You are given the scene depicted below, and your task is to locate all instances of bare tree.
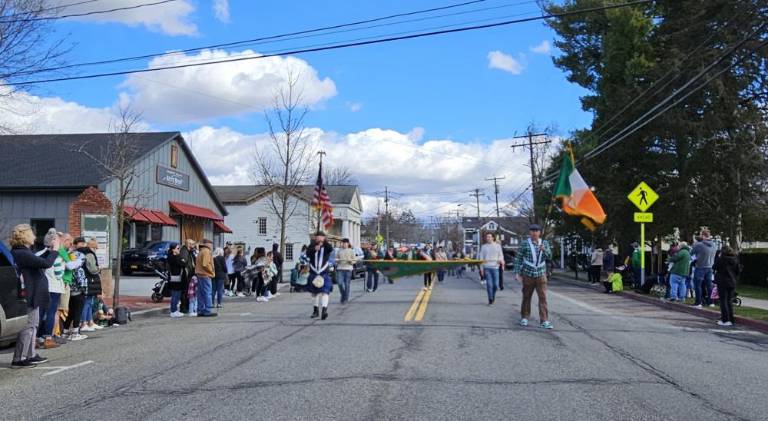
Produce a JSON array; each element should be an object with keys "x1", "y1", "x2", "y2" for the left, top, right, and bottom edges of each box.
[
  {"x1": 76, "y1": 106, "x2": 152, "y2": 308},
  {"x1": 0, "y1": 0, "x2": 68, "y2": 133},
  {"x1": 253, "y1": 71, "x2": 315, "y2": 257},
  {"x1": 324, "y1": 165, "x2": 357, "y2": 185}
]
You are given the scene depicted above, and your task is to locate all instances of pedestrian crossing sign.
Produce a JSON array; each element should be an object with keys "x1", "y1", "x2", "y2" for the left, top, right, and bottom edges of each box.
[{"x1": 628, "y1": 182, "x2": 658, "y2": 212}]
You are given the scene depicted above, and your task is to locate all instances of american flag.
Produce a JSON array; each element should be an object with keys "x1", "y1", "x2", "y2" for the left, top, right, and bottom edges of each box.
[{"x1": 312, "y1": 163, "x2": 334, "y2": 230}]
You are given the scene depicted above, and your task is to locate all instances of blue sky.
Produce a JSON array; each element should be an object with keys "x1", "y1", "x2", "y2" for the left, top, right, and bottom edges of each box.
[{"x1": 9, "y1": 0, "x2": 593, "y2": 217}]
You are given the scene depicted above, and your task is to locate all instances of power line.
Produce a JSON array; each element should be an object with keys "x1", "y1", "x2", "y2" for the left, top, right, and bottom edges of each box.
[
  {"x1": 1, "y1": 0, "x2": 652, "y2": 87},
  {"x1": 485, "y1": 175, "x2": 505, "y2": 218},
  {"x1": 0, "y1": 0, "x2": 102, "y2": 19},
  {"x1": 0, "y1": 0, "x2": 178, "y2": 23},
  {"x1": 18, "y1": 0, "x2": 496, "y2": 75},
  {"x1": 510, "y1": 130, "x2": 549, "y2": 222}
]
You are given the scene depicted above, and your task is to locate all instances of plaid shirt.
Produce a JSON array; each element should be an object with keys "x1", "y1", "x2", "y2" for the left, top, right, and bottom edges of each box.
[{"x1": 513, "y1": 238, "x2": 552, "y2": 278}]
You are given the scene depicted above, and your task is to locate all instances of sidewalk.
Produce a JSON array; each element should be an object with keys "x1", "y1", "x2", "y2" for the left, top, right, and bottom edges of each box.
[{"x1": 740, "y1": 297, "x2": 768, "y2": 311}]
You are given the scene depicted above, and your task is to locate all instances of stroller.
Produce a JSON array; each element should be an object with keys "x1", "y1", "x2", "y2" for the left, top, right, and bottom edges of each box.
[
  {"x1": 290, "y1": 263, "x2": 309, "y2": 292},
  {"x1": 150, "y1": 264, "x2": 172, "y2": 303}
]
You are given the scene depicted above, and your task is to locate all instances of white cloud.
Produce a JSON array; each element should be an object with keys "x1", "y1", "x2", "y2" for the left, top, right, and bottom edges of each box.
[
  {"x1": 55, "y1": 0, "x2": 197, "y2": 36},
  {"x1": 487, "y1": 50, "x2": 525, "y2": 75},
  {"x1": 121, "y1": 49, "x2": 337, "y2": 123},
  {"x1": 185, "y1": 125, "x2": 535, "y2": 217},
  {"x1": 530, "y1": 40, "x2": 552, "y2": 55},
  {"x1": 346, "y1": 101, "x2": 363, "y2": 112},
  {"x1": 0, "y1": 89, "x2": 143, "y2": 134},
  {"x1": 213, "y1": 0, "x2": 230, "y2": 23}
]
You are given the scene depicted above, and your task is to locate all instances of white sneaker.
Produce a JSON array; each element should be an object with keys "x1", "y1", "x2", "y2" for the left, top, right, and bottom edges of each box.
[
  {"x1": 272, "y1": 292, "x2": 281, "y2": 297},
  {"x1": 80, "y1": 326, "x2": 96, "y2": 332},
  {"x1": 170, "y1": 311, "x2": 183, "y2": 318},
  {"x1": 692, "y1": 305, "x2": 703, "y2": 309},
  {"x1": 265, "y1": 291, "x2": 274, "y2": 298},
  {"x1": 92, "y1": 324, "x2": 104, "y2": 330},
  {"x1": 708, "y1": 304, "x2": 716, "y2": 308},
  {"x1": 69, "y1": 333, "x2": 87, "y2": 341},
  {"x1": 717, "y1": 320, "x2": 733, "y2": 326},
  {"x1": 237, "y1": 292, "x2": 245, "y2": 297},
  {"x1": 256, "y1": 296, "x2": 266, "y2": 302},
  {"x1": 189, "y1": 312, "x2": 197, "y2": 317}
]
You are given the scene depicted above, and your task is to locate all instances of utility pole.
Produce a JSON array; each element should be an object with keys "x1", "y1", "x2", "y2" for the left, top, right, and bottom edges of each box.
[
  {"x1": 510, "y1": 130, "x2": 550, "y2": 223},
  {"x1": 469, "y1": 188, "x2": 483, "y2": 218},
  {"x1": 384, "y1": 186, "x2": 390, "y2": 247},
  {"x1": 376, "y1": 200, "x2": 381, "y2": 237},
  {"x1": 485, "y1": 176, "x2": 505, "y2": 218}
]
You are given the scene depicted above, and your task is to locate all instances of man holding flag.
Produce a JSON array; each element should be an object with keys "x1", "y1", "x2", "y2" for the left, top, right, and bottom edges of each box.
[{"x1": 514, "y1": 224, "x2": 553, "y2": 329}]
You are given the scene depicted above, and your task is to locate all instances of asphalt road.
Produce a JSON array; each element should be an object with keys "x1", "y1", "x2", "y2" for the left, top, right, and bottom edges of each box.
[{"x1": 1, "y1": 273, "x2": 767, "y2": 421}]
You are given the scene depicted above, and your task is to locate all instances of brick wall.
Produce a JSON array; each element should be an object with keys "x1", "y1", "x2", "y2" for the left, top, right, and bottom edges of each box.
[
  {"x1": 67, "y1": 186, "x2": 113, "y2": 236},
  {"x1": 68, "y1": 186, "x2": 115, "y2": 298}
]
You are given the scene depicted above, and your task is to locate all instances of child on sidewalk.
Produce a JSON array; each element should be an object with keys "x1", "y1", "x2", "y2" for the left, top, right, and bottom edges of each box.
[
  {"x1": 187, "y1": 275, "x2": 198, "y2": 317},
  {"x1": 603, "y1": 269, "x2": 623, "y2": 293}
]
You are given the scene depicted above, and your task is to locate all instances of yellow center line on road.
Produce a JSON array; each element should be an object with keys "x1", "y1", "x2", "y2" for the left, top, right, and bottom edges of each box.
[
  {"x1": 404, "y1": 289, "x2": 425, "y2": 322},
  {"x1": 414, "y1": 287, "x2": 432, "y2": 322}
]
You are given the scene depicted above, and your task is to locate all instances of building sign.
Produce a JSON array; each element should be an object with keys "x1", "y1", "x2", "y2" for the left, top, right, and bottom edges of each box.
[
  {"x1": 157, "y1": 164, "x2": 189, "y2": 191},
  {"x1": 82, "y1": 214, "x2": 110, "y2": 268}
]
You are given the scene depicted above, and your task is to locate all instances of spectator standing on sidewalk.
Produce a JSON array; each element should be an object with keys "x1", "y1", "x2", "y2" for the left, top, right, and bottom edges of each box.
[
  {"x1": 212, "y1": 247, "x2": 227, "y2": 308},
  {"x1": 179, "y1": 239, "x2": 196, "y2": 313},
  {"x1": 602, "y1": 246, "x2": 615, "y2": 276},
  {"x1": 435, "y1": 246, "x2": 448, "y2": 283},
  {"x1": 691, "y1": 229, "x2": 717, "y2": 309},
  {"x1": 272, "y1": 243, "x2": 284, "y2": 285},
  {"x1": 60, "y1": 234, "x2": 86, "y2": 341},
  {"x1": 589, "y1": 247, "x2": 604, "y2": 284},
  {"x1": 39, "y1": 229, "x2": 65, "y2": 349},
  {"x1": 713, "y1": 246, "x2": 740, "y2": 326},
  {"x1": 667, "y1": 242, "x2": 691, "y2": 302},
  {"x1": 225, "y1": 246, "x2": 235, "y2": 296},
  {"x1": 76, "y1": 237, "x2": 103, "y2": 333},
  {"x1": 9, "y1": 224, "x2": 58, "y2": 368},
  {"x1": 336, "y1": 239, "x2": 356, "y2": 304},
  {"x1": 194, "y1": 239, "x2": 217, "y2": 317},
  {"x1": 478, "y1": 233, "x2": 504, "y2": 305},
  {"x1": 167, "y1": 243, "x2": 185, "y2": 318},
  {"x1": 630, "y1": 242, "x2": 642, "y2": 289},
  {"x1": 513, "y1": 225, "x2": 553, "y2": 329},
  {"x1": 232, "y1": 248, "x2": 248, "y2": 297}
]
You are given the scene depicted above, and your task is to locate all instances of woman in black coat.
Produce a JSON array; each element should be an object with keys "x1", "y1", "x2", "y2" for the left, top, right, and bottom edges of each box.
[
  {"x1": 713, "y1": 246, "x2": 740, "y2": 326},
  {"x1": 167, "y1": 243, "x2": 185, "y2": 318},
  {"x1": 9, "y1": 224, "x2": 58, "y2": 368},
  {"x1": 213, "y1": 248, "x2": 227, "y2": 308}
]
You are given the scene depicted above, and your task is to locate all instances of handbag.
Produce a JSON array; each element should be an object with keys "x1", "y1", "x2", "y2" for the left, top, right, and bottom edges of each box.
[{"x1": 311, "y1": 275, "x2": 325, "y2": 288}]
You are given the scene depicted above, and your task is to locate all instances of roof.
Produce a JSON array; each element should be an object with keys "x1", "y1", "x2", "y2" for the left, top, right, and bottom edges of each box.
[
  {"x1": 0, "y1": 132, "x2": 227, "y2": 215},
  {"x1": 461, "y1": 216, "x2": 530, "y2": 233},
  {"x1": 169, "y1": 201, "x2": 224, "y2": 221},
  {"x1": 215, "y1": 184, "x2": 359, "y2": 206}
]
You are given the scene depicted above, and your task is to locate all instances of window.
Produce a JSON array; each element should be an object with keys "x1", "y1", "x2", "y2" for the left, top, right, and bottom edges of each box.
[
  {"x1": 170, "y1": 144, "x2": 179, "y2": 168},
  {"x1": 285, "y1": 243, "x2": 294, "y2": 261},
  {"x1": 258, "y1": 217, "x2": 267, "y2": 235},
  {"x1": 151, "y1": 224, "x2": 163, "y2": 241}
]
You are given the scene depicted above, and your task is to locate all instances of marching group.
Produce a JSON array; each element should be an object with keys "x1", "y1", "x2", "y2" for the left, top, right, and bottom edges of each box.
[{"x1": 8, "y1": 224, "x2": 114, "y2": 369}]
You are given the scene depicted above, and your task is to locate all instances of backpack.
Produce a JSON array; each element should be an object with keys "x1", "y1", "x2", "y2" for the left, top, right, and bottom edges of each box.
[{"x1": 115, "y1": 306, "x2": 131, "y2": 325}]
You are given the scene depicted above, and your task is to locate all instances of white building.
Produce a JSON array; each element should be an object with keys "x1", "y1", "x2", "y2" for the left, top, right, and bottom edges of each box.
[{"x1": 214, "y1": 185, "x2": 363, "y2": 265}]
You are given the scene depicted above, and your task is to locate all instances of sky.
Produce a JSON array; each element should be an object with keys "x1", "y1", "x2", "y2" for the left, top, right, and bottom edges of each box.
[{"x1": 2, "y1": 0, "x2": 592, "y2": 219}]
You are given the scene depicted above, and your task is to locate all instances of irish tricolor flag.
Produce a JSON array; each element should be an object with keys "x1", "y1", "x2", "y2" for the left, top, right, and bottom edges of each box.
[{"x1": 554, "y1": 146, "x2": 606, "y2": 230}]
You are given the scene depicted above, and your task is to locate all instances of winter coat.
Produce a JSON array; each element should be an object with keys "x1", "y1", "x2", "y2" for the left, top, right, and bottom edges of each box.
[
  {"x1": 12, "y1": 246, "x2": 57, "y2": 309},
  {"x1": 271, "y1": 244, "x2": 284, "y2": 268},
  {"x1": 713, "y1": 254, "x2": 740, "y2": 289},
  {"x1": 213, "y1": 255, "x2": 228, "y2": 281},
  {"x1": 602, "y1": 250, "x2": 615, "y2": 272},
  {"x1": 179, "y1": 246, "x2": 196, "y2": 276},
  {"x1": 691, "y1": 240, "x2": 717, "y2": 269},
  {"x1": 233, "y1": 255, "x2": 248, "y2": 272},
  {"x1": 668, "y1": 246, "x2": 692, "y2": 277},
  {"x1": 77, "y1": 247, "x2": 102, "y2": 296},
  {"x1": 166, "y1": 252, "x2": 185, "y2": 291},
  {"x1": 195, "y1": 245, "x2": 215, "y2": 278}
]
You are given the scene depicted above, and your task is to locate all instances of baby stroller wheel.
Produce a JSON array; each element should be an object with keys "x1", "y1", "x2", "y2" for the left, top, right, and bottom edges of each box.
[
  {"x1": 734, "y1": 297, "x2": 742, "y2": 307},
  {"x1": 151, "y1": 292, "x2": 164, "y2": 303}
]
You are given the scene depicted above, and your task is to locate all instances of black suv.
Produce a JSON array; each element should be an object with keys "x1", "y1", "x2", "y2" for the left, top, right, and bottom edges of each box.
[
  {"x1": 121, "y1": 241, "x2": 173, "y2": 275},
  {"x1": 0, "y1": 242, "x2": 27, "y2": 345}
]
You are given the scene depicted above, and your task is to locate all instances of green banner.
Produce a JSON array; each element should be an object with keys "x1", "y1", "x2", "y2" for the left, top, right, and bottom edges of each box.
[{"x1": 363, "y1": 260, "x2": 483, "y2": 279}]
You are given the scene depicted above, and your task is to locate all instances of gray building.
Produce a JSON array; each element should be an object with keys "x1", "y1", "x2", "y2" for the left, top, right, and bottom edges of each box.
[{"x1": 0, "y1": 132, "x2": 229, "y2": 267}]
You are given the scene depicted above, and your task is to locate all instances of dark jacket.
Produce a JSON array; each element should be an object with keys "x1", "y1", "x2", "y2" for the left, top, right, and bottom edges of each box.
[
  {"x1": 272, "y1": 244, "x2": 284, "y2": 268},
  {"x1": 179, "y1": 246, "x2": 196, "y2": 275},
  {"x1": 11, "y1": 246, "x2": 57, "y2": 309},
  {"x1": 233, "y1": 254, "x2": 248, "y2": 272},
  {"x1": 602, "y1": 250, "x2": 615, "y2": 272},
  {"x1": 713, "y1": 254, "x2": 740, "y2": 289},
  {"x1": 306, "y1": 241, "x2": 334, "y2": 276},
  {"x1": 77, "y1": 246, "x2": 102, "y2": 296},
  {"x1": 167, "y1": 252, "x2": 185, "y2": 291},
  {"x1": 214, "y1": 255, "x2": 228, "y2": 281}
]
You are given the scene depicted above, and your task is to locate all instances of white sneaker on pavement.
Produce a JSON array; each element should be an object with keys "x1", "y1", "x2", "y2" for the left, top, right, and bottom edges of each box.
[
  {"x1": 69, "y1": 333, "x2": 87, "y2": 341},
  {"x1": 237, "y1": 292, "x2": 245, "y2": 297},
  {"x1": 92, "y1": 324, "x2": 104, "y2": 330},
  {"x1": 80, "y1": 326, "x2": 95, "y2": 332},
  {"x1": 189, "y1": 312, "x2": 197, "y2": 317}
]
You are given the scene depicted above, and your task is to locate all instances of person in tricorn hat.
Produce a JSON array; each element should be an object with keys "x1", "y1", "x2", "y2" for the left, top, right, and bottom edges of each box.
[
  {"x1": 305, "y1": 231, "x2": 335, "y2": 320},
  {"x1": 513, "y1": 224, "x2": 553, "y2": 329}
]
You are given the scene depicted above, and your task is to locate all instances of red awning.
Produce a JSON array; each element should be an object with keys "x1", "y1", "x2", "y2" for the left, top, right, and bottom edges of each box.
[
  {"x1": 169, "y1": 201, "x2": 224, "y2": 221},
  {"x1": 124, "y1": 206, "x2": 152, "y2": 223},
  {"x1": 124, "y1": 206, "x2": 177, "y2": 226},
  {"x1": 150, "y1": 210, "x2": 178, "y2": 226},
  {"x1": 213, "y1": 220, "x2": 233, "y2": 233}
]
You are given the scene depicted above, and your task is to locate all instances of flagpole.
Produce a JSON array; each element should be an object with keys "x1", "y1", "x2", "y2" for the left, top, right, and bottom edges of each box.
[{"x1": 316, "y1": 151, "x2": 325, "y2": 232}]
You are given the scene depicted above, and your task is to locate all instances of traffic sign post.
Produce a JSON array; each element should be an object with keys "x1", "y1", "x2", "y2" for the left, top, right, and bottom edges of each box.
[{"x1": 628, "y1": 182, "x2": 659, "y2": 287}]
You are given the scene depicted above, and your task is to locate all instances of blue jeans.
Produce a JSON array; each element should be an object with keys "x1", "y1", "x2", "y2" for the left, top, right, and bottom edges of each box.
[
  {"x1": 437, "y1": 271, "x2": 446, "y2": 282},
  {"x1": 170, "y1": 290, "x2": 181, "y2": 313},
  {"x1": 693, "y1": 268, "x2": 713, "y2": 306},
  {"x1": 43, "y1": 293, "x2": 61, "y2": 337},
  {"x1": 197, "y1": 277, "x2": 213, "y2": 315},
  {"x1": 337, "y1": 270, "x2": 351, "y2": 303},
  {"x1": 669, "y1": 274, "x2": 687, "y2": 301},
  {"x1": 81, "y1": 296, "x2": 94, "y2": 323},
  {"x1": 212, "y1": 278, "x2": 225, "y2": 305},
  {"x1": 366, "y1": 270, "x2": 379, "y2": 291},
  {"x1": 483, "y1": 267, "x2": 500, "y2": 302}
]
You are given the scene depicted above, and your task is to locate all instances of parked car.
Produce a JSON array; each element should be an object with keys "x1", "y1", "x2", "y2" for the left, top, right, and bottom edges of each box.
[
  {"x1": 121, "y1": 241, "x2": 173, "y2": 275},
  {"x1": 0, "y1": 242, "x2": 27, "y2": 346}
]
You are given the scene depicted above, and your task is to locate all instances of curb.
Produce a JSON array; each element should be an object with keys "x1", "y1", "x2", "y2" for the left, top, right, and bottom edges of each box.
[{"x1": 551, "y1": 273, "x2": 768, "y2": 335}]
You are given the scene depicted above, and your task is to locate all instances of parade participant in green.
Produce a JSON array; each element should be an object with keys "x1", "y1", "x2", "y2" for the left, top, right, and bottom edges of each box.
[{"x1": 514, "y1": 224, "x2": 553, "y2": 329}]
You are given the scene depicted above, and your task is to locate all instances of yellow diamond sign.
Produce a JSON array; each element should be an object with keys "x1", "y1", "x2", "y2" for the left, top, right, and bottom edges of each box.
[{"x1": 628, "y1": 182, "x2": 658, "y2": 212}]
